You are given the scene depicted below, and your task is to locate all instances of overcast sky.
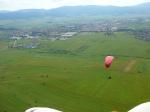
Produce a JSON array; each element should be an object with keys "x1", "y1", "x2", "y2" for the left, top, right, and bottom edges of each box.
[{"x1": 0, "y1": 0, "x2": 150, "y2": 11}]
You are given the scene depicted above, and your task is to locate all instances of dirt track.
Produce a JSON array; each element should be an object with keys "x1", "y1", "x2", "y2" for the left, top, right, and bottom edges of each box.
[{"x1": 124, "y1": 60, "x2": 136, "y2": 72}]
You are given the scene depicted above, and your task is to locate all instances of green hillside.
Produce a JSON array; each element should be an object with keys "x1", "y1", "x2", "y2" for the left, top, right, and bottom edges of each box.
[{"x1": 0, "y1": 32, "x2": 150, "y2": 112}]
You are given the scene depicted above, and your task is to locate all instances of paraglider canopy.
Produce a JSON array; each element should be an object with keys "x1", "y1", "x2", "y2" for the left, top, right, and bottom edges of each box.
[
  {"x1": 25, "y1": 107, "x2": 62, "y2": 112},
  {"x1": 104, "y1": 56, "x2": 114, "y2": 69},
  {"x1": 128, "y1": 102, "x2": 150, "y2": 112}
]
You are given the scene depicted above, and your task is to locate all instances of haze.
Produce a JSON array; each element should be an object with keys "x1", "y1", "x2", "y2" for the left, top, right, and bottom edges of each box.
[{"x1": 0, "y1": 0, "x2": 150, "y2": 11}]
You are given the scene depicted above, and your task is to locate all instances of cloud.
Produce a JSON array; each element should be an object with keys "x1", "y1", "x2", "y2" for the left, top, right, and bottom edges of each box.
[{"x1": 0, "y1": 0, "x2": 149, "y2": 10}]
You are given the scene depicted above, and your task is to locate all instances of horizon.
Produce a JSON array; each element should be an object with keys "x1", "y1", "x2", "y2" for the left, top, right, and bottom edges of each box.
[{"x1": 0, "y1": 0, "x2": 150, "y2": 11}]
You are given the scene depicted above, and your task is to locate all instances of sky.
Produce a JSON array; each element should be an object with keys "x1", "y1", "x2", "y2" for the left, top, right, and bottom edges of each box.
[{"x1": 0, "y1": 0, "x2": 150, "y2": 11}]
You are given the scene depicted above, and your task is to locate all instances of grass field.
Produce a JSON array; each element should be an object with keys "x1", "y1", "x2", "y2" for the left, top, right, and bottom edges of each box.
[{"x1": 0, "y1": 32, "x2": 150, "y2": 112}]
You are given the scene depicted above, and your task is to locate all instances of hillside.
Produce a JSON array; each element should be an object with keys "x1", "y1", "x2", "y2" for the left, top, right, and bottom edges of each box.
[{"x1": 0, "y1": 32, "x2": 150, "y2": 112}]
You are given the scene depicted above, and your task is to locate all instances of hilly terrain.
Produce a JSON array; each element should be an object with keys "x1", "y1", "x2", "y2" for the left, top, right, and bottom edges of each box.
[
  {"x1": 0, "y1": 2, "x2": 150, "y2": 112},
  {"x1": 0, "y1": 2, "x2": 150, "y2": 19},
  {"x1": 0, "y1": 32, "x2": 150, "y2": 112}
]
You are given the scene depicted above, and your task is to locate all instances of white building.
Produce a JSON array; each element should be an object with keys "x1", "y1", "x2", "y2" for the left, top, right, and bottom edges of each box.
[{"x1": 61, "y1": 32, "x2": 77, "y2": 37}]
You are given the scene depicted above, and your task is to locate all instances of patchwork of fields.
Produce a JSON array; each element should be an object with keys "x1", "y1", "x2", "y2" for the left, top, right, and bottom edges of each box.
[{"x1": 0, "y1": 32, "x2": 150, "y2": 112}]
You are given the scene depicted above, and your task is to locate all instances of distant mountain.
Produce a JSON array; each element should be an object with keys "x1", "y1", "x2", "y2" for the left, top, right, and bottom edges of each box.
[
  {"x1": 0, "y1": 9, "x2": 46, "y2": 19},
  {"x1": 0, "y1": 10, "x2": 9, "y2": 13},
  {"x1": 0, "y1": 2, "x2": 150, "y2": 19},
  {"x1": 136, "y1": 2, "x2": 150, "y2": 7}
]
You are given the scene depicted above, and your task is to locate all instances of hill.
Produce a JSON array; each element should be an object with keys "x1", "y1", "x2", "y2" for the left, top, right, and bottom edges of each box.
[
  {"x1": 0, "y1": 32, "x2": 150, "y2": 112},
  {"x1": 0, "y1": 2, "x2": 150, "y2": 19}
]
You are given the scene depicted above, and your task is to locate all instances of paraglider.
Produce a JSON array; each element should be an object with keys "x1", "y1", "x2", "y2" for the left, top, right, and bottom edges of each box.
[
  {"x1": 104, "y1": 56, "x2": 114, "y2": 69},
  {"x1": 104, "y1": 56, "x2": 114, "y2": 79}
]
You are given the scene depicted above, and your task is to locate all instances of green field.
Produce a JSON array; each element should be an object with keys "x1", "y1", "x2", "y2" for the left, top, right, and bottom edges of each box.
[{"x1": 0, "y1": 32, "x2": 150, "y2": 112}]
